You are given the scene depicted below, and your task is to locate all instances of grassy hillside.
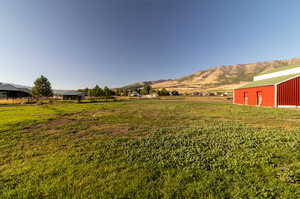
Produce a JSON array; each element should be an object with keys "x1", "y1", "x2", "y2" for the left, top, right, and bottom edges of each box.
[
  {"x1": 2, "y1": 99, "x2": 300, "y2": 198},
  {"x1": 121, "y1": 79, "x2": 170, "y2": 90},
  {"x1": 149, "y1": 57, "x2": 300, "y2": 93}
]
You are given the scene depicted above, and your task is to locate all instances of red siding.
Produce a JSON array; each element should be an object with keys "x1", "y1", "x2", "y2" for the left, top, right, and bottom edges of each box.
[
  {"x1": 234, "y1": 85, "x2": 275, "y2": 107},
  {"x1": 277, "y1": 76, "x2": 300, "y2": 106}
]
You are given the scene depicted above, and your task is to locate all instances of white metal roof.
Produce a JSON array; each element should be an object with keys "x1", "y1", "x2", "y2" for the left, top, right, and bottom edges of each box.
[
  {"x1": 0, "y1": 84, "x2": 20, "y2": 91},
  {"x1": 253, "y1": 66, "x2": 300, "y2": 81},
  {"x1": 0, "y1": 84, "x2": 31, "y2": 94}
]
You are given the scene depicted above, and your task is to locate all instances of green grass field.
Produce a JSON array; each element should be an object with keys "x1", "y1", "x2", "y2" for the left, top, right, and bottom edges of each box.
[{"x1": 2, "y1": 98, "x2": 300, "y2": 198}]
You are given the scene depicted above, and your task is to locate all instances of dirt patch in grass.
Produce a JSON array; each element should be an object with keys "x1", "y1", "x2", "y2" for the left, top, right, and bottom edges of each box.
[
  {"x1": 28, "y1": 116, "x2": 77, "y2": 132},
  {"x1": 42, "y1": 129, "x2": 61, "y2": 135},
  {"x1": 77, "y1": 124, "x2": 132, "y2": 140},
  {"x1": 183, "y1": 96, "x2": 231, "y2": 102},
  {"x1": 285, "y1": 118, "x2": 300, "y2": 122},
  {"x1": 89, "y1": 124, "x2": 130, "y2": 136},
  {"x1": 47, "y1": 118, "x2": 76, "y2": 126}
]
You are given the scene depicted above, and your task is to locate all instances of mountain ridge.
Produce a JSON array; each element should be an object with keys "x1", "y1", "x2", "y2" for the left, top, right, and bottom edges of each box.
[{"x1": 122, "y1": 57, "x2": 300, "y2": 93}]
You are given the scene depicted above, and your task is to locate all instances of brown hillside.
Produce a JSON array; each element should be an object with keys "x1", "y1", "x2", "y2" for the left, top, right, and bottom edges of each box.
[{"x1": 151, "y1": 58, "x2": 300, "y2": 93}]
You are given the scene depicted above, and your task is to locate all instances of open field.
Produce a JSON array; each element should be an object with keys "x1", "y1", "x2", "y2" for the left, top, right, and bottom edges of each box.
[
  {"x1": 0, "y1": 97, "x2": 117, "y2": 105},
  {"x1": 2, "y1": 98, "x2": 300, "y2": 198}
]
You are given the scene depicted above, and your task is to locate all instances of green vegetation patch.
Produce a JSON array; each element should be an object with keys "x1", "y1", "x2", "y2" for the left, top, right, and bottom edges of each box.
[
  {"x1": 0, "y1": 103, "x2": 120, "y2": 132},
  {"x1": 1, "y1": 100, "x2": 300, "y2": 198}
]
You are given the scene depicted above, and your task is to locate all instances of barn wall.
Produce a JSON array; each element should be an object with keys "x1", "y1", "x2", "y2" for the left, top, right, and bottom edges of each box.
[
  {"x1": 277, "y1": 76, "x2": 300, "y2": 106},
  {"x1": 234, "y1": 85, "x2": 275, "y2": 107},
  {"x1": 0, "y1": 90, "x2": 30, "y2": 99},
  {"x1": 63, "y1": 95, "x2": 80, "y2": 100}
]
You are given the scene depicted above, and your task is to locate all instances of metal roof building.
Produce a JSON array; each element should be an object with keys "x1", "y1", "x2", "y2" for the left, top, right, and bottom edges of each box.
[
  {"x1": 234, "y1": 64, "x2": 300, "y2": 108},
  {"x1": 0, "y1": 83, "x2": 31, "y2": 98},
  {"x1": 60, "y1": 91, "x2": 84, "y2": 101}
]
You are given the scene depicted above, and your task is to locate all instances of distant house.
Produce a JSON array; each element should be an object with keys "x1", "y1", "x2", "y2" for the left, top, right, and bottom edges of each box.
[
  {"x1": 142, "y1": 93, "x2": 159, "y2": 98},
  {"x1": 0, "y1": 84, "x2": 31, "y2": 98},
  {"x1": 130, "y1": 91, "x2": 141, "y2": 97},
  {"x1": 61, "y1": 91, "x2": 84, "y2": 101}
]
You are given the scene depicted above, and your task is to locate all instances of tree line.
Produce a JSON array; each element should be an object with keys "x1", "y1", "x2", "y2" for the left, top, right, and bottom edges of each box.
[
  {"x1": 30, "y1": 75, "x2": 115, "y2": 98},
  {"x1": 78, "y1": 86, "x2": 114, "y2": 97},
  {"x1": 114, "y1": 85, "x2": 179, "y2": 96},
  {"x1": 30, "y1": 75, "x2": 179, "y2": 98}
]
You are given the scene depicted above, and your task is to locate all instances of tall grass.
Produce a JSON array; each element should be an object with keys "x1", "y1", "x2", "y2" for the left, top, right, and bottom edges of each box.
[{"x1": 0, "y1": 98, "x2": 34, "y2": 105}]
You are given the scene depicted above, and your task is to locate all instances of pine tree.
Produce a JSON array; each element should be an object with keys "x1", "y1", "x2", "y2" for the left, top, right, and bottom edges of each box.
[
  {"x1": 32, "y1": 75, "x2": 53, "y2": 98},
  {"x1": 88, "y1": 89, "x2": 94, "y2": 97},
  {"x1": 104, "y1": 86, "x2": 111, "y2": 97},
  {"x1": 94, "y1": 85, "x2": 101, "y2": 97},
  {"x1": 83, "y1": 88, "x2": 89, "y2": 96}
]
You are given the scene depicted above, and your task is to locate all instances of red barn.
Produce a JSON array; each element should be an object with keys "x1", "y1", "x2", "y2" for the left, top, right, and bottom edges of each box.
[{"x1": 234, "y1": 65, "x2": 300, "y2": 108}]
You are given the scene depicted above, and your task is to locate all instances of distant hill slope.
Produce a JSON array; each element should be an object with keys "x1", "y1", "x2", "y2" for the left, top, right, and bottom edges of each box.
[
  {"x1": 149, "y1": 58, "x2": 300, "y2": 93},
  {"x1": 121, "y1": 80, "x2": 170, "y2": 90}
]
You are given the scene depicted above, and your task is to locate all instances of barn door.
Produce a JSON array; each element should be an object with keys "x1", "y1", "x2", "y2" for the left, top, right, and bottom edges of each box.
[
  {"x1": 256, "y1": 91, "x2": 263, "y2": 106},
  {"x1": 244, "y1": 92, "x2": 248, "y2": 105}
]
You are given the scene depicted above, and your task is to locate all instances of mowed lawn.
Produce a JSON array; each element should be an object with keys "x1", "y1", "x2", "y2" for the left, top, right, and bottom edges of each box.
[{"x1": 2, "y1": 99, "x2": 300, "y2": 198}]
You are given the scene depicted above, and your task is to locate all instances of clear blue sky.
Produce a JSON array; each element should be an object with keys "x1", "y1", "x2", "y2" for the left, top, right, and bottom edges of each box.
[{"x1": 1, "y1": 0, "x2": 300, "y2": 89}]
